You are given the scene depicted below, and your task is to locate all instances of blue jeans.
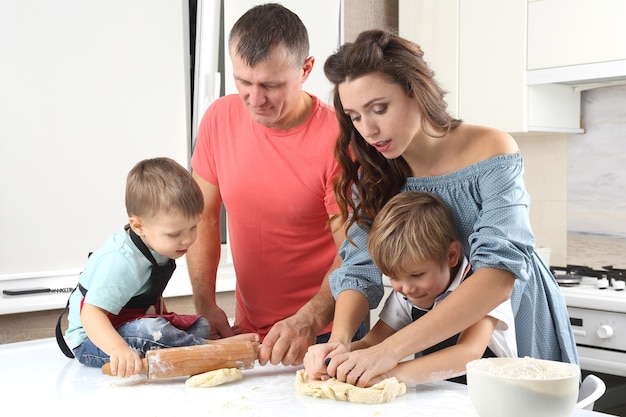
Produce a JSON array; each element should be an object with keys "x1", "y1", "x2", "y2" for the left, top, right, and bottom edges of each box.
[
  {"x1": 315, "y1": 321, "x2": 368, "y2": 344},
  {"x1": 73, "y1": 317, "x2": 211, "y2": 368}
]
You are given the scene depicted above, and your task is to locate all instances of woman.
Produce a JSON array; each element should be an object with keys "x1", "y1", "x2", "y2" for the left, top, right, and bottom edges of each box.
[{"x1": 304, "y1": 29, "x2": 578, "y2": 387}]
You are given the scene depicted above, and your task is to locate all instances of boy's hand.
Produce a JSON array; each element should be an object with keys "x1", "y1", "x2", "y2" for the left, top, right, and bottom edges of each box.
[{"x1": 108, "y1": 345, "x2": 143, "y2": 378}]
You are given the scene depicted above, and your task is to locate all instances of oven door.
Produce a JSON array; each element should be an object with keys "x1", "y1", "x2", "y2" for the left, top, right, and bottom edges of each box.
[{"x1": 568, "y1": 306, "x2": 626, "y2": 415}]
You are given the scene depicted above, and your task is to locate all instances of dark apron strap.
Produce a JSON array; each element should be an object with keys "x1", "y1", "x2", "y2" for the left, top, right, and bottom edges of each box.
[
  {"x1": 56, "y1": 286, "x2": 78, "y2": 358},
  {"x1": 412, "y1": 306, "x2": 461, "y2": 357},
  {"x1": 127, "y1": 224, "x2": 158, "y2": 265},
  {"x1": 124, "y1": 225, "x2": 175, "y2": 309},
  {"x1": 56, "y1": 252, "x2": 92, "y2": 359},
  {"x1": 411, "y1": 306, "x2": 497, "y2": 385}
]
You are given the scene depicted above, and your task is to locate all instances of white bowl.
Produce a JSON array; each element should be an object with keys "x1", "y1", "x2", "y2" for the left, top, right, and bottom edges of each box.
[{"x1": 466, "y1": 357, "x2": 580, "y2": 417}]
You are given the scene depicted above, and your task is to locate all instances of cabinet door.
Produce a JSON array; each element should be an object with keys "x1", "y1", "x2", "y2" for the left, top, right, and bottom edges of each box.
[
  {"x1": 528, "y1": 0, "x2": 626, "y2": 70},
  {"x1": 400, "y1": 0, "x2": 580, "y2": 133},
  {"x1": 458, "y1": 0, "x2": 527, "y2": 132},
  {"x1": 399, "y1": 0, "x2": 459, "y2": 117},
  {"x1": 401, "y1": 0, "x2": 528, "y2": 132}
]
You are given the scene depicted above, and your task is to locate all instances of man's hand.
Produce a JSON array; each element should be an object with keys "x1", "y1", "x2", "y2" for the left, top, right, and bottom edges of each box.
[
  {"x1": 258, "y1": 313, "x2": 317, "y2": 366},
  {"x1": 204, "y1": 304, "x2": 237, "y2": 339}
]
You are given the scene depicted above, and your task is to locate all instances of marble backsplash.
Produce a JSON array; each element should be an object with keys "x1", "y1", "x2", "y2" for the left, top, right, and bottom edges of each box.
[
  {"x1": 565, "y1": 85, "x2": 626, "y2": 270},
  {"x1": 568, "y1": 85, "x2": 626, "y2": 238},
  {"x1": 567, "y1": 232, "x2": 626, "y2": 270}
]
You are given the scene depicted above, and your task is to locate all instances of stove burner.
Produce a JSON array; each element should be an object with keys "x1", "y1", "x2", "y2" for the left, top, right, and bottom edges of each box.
[{"x1": 602, "y1": 265, "x2": 626, "y2": 282}]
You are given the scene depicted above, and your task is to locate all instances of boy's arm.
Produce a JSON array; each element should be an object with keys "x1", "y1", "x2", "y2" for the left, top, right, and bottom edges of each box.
[
  {"x1": 336, "y1": 268, "x2": 514, "y2": 387},
  {"x1": 385, "y1": 315, "x2": 498, "y2": 386},
  {"x1": 81, "y1": 303, "x2": 143, "y2": 377},
  {"x1": 351, "y1": 319, "x2": 396, "y2": 351}
]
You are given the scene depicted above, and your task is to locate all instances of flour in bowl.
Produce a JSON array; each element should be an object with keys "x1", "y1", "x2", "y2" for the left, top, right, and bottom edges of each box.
[{"x1": 467, "y1": 357, "x2": 575, "y2": 380}]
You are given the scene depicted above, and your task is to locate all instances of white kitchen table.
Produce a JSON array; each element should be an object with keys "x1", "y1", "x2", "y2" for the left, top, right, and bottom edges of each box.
[{"x1": 0, "y1": 338, "x2": 614, "y2": 417}]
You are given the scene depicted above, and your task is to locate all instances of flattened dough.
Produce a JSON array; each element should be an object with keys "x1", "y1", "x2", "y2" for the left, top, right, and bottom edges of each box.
[
  {"x1": 185, "y1": 368, "x2": 242, "y2": 388},
  {"x1": 295, "y1": 369, "x2": 406, "y2": 404}
]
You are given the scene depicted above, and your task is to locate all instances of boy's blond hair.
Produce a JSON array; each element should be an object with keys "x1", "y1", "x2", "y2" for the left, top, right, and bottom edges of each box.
[
  {"x1": 367, "y1": 191, "x2": 460, "y2": 277},
  {"x1": 125, "y1": 157, "x2": 203, "y2": 219}
]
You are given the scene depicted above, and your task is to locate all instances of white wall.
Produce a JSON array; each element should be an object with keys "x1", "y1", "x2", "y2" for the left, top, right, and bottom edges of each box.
[{"x1": 0, "y1": 1, "x2": 191, "y2": 278}]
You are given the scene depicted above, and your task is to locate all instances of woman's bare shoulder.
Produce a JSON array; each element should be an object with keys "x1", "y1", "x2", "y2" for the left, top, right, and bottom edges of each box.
[{"x1": 455, "y1": 124, "x2": 519, "y2": 160}]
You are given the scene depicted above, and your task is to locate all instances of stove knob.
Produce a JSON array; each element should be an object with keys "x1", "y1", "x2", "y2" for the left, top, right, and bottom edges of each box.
[
  {"x1": 613, "y1": 280, "x2": 625, "y2": 291},
  {"x1": 596, "y1": 277, "x2": 609, "y2": 289},
  {"x1": 597, "y1": 324, "x2": 614, "y2": 339}
]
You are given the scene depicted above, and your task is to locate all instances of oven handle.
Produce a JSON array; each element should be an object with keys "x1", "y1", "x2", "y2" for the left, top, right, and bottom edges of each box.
[{"x1": 578, "y1": 352, "x2": 626, "y2": 377}]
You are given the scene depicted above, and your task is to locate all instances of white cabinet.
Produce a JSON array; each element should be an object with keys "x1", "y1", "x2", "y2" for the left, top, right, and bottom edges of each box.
[
  {"x1": 399, "y1": 0, "x2": 583, "y2": 134},
  {"x1": 528, "y1": 0, "x2": 626, "y2": 70},
  {"x1": 457, "y1": 0, "x2": 528, "y2": 133},
  {"x1": 397, "y1": 0, "x2": 460, "y2": 120}
]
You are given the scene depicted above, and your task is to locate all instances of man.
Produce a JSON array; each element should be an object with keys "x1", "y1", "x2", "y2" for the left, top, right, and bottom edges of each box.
[{"x1": 188, "y1": 3, "x2": 352, "y2": 367}]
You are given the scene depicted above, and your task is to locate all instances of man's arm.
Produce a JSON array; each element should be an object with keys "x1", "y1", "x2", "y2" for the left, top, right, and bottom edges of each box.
[
  {"x1": 309, "y1": 215, "x2": 350, "y2": 327},
  {"x1": 186, "y1": 172, "x2": 234, "y2": 338},
  {"x1": 295, "y1": 253, "x2": 341, "y2": 338},
  {"x1": 257, "y1": 217, "x2": 345, "y2": 366},
  {"x1": 295, "y1": 216, "x2": 347, "y2": 338}
]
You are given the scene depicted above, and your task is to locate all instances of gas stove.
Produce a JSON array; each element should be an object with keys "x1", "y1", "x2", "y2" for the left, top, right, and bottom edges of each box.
[
  {"x1": 552, "y1": 265, "x2": 626, "y2": 313},
  {"x1": 551, "y1": 265, "x2": 626, "y2": 377}
]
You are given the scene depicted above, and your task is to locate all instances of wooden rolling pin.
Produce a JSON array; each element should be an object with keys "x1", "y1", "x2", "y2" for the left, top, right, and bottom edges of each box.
[{"x1": 101, "y1": 340, "x2": 259, "y2": 379}]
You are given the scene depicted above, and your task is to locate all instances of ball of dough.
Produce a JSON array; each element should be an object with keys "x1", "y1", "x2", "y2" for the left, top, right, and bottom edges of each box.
[
  {"x1": 185, "y1": 368, "x2": 243, "y2": 388},
  {"x1": 295, "y1": 369, "x2": 406, "y2": 404}
]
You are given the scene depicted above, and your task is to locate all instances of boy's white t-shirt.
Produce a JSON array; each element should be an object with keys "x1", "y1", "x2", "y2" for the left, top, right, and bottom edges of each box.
[{"x1": 377, "y1": 256, "x2": 518, "y2": 358}]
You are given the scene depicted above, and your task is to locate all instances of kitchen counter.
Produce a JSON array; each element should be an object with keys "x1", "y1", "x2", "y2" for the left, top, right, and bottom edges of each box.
[{"x1": 0, "y1": 338, "x2": 614, "y2": 417}]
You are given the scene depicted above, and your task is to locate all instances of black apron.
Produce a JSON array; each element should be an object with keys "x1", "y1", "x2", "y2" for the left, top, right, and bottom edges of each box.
[
  {"x1": 411, "y1": 306, "x2": 496, "y2": 384},
  {"x1": 55, "y1": 225, "x2": 199, "y2": 358}
]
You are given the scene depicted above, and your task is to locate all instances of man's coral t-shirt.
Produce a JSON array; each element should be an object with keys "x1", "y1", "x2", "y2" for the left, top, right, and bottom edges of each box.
[{"x1": 191, "y1": 94, "x2": 340, "y2": 337}]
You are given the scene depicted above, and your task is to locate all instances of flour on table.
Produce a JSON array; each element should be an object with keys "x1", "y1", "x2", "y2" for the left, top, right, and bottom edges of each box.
[
  {"x1": 295, "y1": 369, "x2": 406, "y2": 404},
  {"x1": 185, "y1": 368, "x2": 242, "y2": 388}
]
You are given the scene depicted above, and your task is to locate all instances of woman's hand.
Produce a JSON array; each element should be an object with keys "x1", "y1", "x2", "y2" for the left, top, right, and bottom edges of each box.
[
  {"x1": 328, "y1": 343, "x2": 398, "y2": 388},
  {"x1": 303, "y1": 342, "x2": 348, "y2": 381}
]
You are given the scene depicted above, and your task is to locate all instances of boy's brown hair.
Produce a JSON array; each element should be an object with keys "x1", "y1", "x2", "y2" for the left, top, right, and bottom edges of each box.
[
  {"x1": 367, "y1": 191, "x2": 460, "y2": 277},
  {"x1": 125, "y1": 157, "x2": 203, "y2": 219}
]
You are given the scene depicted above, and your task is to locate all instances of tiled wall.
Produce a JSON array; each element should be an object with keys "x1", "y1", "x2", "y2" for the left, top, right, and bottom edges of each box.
[
  {"x1": 344, "y1": 0, "x2": 398, "y2": 41},
  {"x1": 515, "y1": 133, "x2": 569, "y2": 266}
]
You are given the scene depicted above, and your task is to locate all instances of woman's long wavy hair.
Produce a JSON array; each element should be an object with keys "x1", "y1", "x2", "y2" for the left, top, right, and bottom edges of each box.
[{"x1": 324, "y1": 30, "x2": 461, "y2": 232}]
